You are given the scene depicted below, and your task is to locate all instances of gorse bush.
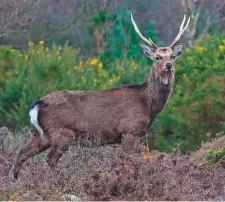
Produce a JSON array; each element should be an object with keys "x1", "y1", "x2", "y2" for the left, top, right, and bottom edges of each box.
[{"x1": 0, "y1": 34, "x2": 225, "y2": 153}]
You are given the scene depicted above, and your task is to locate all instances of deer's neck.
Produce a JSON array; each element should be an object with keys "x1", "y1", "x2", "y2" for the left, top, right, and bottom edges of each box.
[{"x1": 146, "y1": 70, "x2": 173, "y2": 125}]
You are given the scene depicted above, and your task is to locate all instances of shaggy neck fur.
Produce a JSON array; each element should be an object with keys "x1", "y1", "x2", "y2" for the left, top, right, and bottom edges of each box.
[{"x1": 145, "y1": 67, "x2": 174, "y2": 124}]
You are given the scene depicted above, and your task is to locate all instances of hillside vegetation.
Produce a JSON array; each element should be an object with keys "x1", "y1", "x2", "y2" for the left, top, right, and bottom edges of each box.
[{"x1": 0, "y1": 127, "x2": 225, "y2": 201}]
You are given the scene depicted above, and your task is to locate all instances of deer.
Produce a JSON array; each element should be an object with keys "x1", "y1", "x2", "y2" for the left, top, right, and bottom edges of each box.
[{"x1": 12, "y1": 14, "x2": 190, "y2": 179}]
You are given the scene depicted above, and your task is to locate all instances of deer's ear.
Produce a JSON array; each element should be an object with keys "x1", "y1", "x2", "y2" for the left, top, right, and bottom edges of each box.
[
  {"x1": 172, "y1": 43, "x2": 185, "y2": 59},
  {"x1": 140, "y1": 44, "x2": 156, "y2": 59}
]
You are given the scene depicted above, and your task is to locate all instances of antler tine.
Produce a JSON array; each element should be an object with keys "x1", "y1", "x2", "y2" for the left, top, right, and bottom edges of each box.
[
  {"x1": 170, "y1": 15, "x2": 190, "y2": 48},
  {"x1": 131, "y1": 14, "x2": 158, "y2": 49},
  {"x1": 179, "y1": 15, "x2": 186, "y2": 32}
]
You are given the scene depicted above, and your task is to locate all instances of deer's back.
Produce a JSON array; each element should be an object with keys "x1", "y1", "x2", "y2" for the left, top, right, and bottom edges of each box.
[{"x1": 38, "y1": 84, "x2": 150, "y2": 136}]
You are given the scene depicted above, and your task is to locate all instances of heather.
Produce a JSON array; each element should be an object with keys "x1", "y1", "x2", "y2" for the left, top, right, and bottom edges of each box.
[{"x1": 1, "y1": 127, "x2": 225, "y2": 201}]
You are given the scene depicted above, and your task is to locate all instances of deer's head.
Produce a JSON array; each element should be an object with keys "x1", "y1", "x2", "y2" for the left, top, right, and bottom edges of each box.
[{"x1": 131, "y1": 14, "x2": 190, "y2": 85}]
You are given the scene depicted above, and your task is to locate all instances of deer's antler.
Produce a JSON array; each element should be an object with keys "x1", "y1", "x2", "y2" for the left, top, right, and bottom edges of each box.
[
  {"x1": 170, "y1": 15, "x2": 190, "y2": 48},
  {"x1": 131, "y1": 14, "x2": 158, "y2": 49}
]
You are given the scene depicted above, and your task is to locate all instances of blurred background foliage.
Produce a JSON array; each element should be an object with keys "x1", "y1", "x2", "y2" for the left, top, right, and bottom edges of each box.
[{"x1": 1, "y1": 0, "x2": 225, "y2": 154}]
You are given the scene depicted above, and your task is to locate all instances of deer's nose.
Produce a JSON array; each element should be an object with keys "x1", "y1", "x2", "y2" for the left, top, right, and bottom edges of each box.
[{"x1": 165, "y1": 63, "x2": 173, "y2": 70}]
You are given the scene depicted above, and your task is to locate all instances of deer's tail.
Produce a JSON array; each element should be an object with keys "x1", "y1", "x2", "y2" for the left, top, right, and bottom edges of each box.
[{"x1": 29, "y1": 100, "x2": 46, "y2": 141}]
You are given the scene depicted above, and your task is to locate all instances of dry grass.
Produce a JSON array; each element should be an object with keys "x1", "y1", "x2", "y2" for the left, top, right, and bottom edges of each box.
[{"x1": 0, "y1": 127, "x2": 225, "y2": 201}]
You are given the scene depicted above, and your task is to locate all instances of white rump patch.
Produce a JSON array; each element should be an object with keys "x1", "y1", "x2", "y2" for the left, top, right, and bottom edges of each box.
[{"x1": 29, "y1": 104, "x2": 44, "y2": 136}]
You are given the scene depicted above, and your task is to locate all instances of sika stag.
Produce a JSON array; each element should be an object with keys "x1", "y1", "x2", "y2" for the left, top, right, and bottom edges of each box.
[{"x1": 12, "y1": 14, "x2": 190, "y2": 179}]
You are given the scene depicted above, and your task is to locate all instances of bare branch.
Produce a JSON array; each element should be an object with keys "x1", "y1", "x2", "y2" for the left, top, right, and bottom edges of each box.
[
  {"x1": 180, "y1": 0, "x2": 225, "y2": 44},
  {"x1": 0, "y1": 0, "x2": 41, "y2": 39},
  {"x1": 200, "y1": 0, "x2": 225, "y2": 37}
]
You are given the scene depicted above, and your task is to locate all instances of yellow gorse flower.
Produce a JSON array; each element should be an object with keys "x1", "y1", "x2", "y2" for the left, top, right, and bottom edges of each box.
[
  {"x1": 93, "y1": 78, "x2": 100, "y2": 87},
  {"x1": 28, "y1": 41, "x2": 34, "y2": 46},
  {"x1": 39, "y1": 40, "x2": 44, "y2": 45},
  {"x1": 74, "y1": 61, "x2": 84, "y2": 71},
  {"x1": 194, "y1": 46, "x2": 207, "y2": 53},
  {"x1": 219, "y1": 45, "x2": 225, "y2": 52},
  {"x1": 89, "y1": 58, "x2": 98, "y2": 65},
  {"x1": 97, "y1": 62, "x2": 103, "y2": 72},
  {"x1": 131, "y1": 61, "x2": 137, "y2": 70}
]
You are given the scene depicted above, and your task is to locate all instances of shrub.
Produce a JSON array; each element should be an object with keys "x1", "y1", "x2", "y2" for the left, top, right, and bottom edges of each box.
[
  {"x1": 205, "y1": 147, "x2": 225, "y2": 164},
  {"x1": 189, "y1": 132, "x2": 225, "y2": 165}
]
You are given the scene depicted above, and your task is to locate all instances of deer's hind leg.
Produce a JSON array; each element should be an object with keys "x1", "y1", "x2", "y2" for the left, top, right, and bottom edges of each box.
[
  {"x1": 46, "y1": 128, "x2": 75, "y2": 168},
  {"x1": 46, "y1": 145, "x2": 69, "y2": 168},
  {"x1": 12, "y1": 134, "x2": 50, "y2": 179}
]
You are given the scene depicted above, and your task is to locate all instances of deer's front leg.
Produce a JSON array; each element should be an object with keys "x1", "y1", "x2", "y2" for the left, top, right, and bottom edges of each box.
[
  {"x1": 122, "y1": 133, "x2": 136, "y2": 153},
  {"x1": 122, "y1": 129, "x2": 147, "y2": 153}
]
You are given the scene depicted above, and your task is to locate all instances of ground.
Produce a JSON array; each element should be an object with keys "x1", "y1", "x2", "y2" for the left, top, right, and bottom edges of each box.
[{"x1": 0, "y1": 127, "x2": 225, "y2": 201}]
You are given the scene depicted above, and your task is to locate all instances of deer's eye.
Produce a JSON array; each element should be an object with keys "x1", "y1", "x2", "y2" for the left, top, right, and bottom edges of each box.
[
  {"x1": 171, "y1": 55, "x2": 176, "y2": 60},
  {"x1": 156, "y1": 56, "x2": 160, "y2": 61}
]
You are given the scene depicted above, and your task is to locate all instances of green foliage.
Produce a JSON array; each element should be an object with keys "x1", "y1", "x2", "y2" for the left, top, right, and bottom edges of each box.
[
  {"x1": 92, "y1": 6, "x2": 158, "y2": 63},
  {"x1": 92, "y1": 9, "x2": 116, "y2": 27},
  {"x1": 205, "y1": 147, "x2": 225, "y2": 164}
]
